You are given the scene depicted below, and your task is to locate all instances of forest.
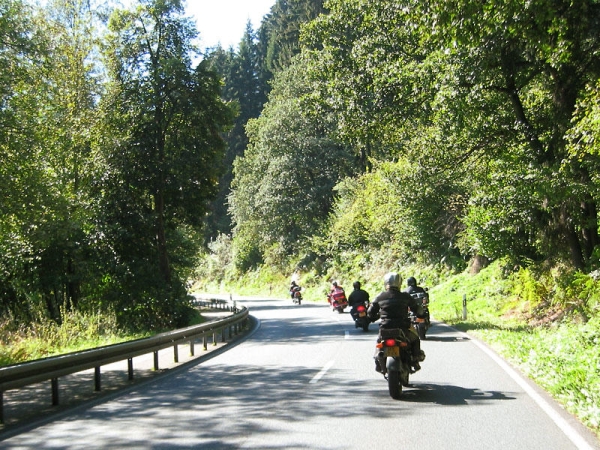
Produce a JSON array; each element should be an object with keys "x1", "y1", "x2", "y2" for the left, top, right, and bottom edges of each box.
[{"x1": 2, "y1": 0, "x2": 600, "y2": 332}]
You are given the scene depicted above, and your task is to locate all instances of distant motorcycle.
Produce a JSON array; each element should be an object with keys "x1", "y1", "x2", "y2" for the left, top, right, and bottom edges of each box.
[
  {"x1": 327, "y1": 287, "x2": 348, "y2": 313},
  {"x1": 409, "y1": 290, "x2": 430, "y2": 339},
  {"x1": 327, "y1": 294, "x2": 348, "y2": 313},
  {"x1": 291, "y1": 286, "x2": 302, "y2": 305},
  {"x1": 352, "y1": 303, "x2": 370, "y2": 331},
  {"x1": 375, "y1": 328, "x2": 416, "y2": 399}
]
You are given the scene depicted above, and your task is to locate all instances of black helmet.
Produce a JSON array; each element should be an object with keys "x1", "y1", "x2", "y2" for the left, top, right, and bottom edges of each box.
[
  {"x1": 353, "y1": 281, "x2": 361, "y2": 289},
  {"x1": 407, "y1": 276, "x2": 416, "y2": 287}
]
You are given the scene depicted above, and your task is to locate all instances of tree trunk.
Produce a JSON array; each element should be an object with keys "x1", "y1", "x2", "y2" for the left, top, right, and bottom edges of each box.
[
  {"x1": 559, "y1": 206, "x2": 585, "y2": 270},
  {"x1": 155, "y1": 191, "x2": 171, "y2": 284}
]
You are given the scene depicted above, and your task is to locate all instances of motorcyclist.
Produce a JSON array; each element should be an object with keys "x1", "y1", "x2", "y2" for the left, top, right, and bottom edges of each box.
[
  {"x1": 403, "y1": 276, "x2": 430, "y2": 322},
  {"x1": 327, "y1": 280, "x2": 346, "y2": 306},
  {"x1": 348, "y1": 281, "x2": 370, "y2": 321},
  {"x1": 367, "y1": 272, "x2": 425, "y2": 372},
  {"x1": 403, "y1": 276, "x2": 426, "y2": 295},
  {"x1": 290, "y1": 280, "x2": 301, "y2": 299}
]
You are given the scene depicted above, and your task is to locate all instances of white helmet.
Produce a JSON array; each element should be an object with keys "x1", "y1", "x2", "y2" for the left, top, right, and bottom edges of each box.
[{"x1": 384, "y1": 272, "x2": 401, "y2": 289}]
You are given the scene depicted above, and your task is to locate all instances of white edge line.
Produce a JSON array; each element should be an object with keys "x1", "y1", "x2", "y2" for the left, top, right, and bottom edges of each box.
[
  {"x1": 470, "y1": 338, "x2": 595, "y2": 450},
  {"x1": 309, "y1": 360, "x2": 335, "y2": 384}
]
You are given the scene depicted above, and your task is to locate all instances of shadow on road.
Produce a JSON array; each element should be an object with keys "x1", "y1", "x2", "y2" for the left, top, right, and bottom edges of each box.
[{"x1": 399, "y1": 382, "x2": 517, "y2": 405}]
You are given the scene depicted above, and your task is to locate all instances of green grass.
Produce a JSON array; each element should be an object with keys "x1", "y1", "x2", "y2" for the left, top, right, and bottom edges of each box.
[{"x1": 0, "y1": 305, "x2": 210, "y2": 367}]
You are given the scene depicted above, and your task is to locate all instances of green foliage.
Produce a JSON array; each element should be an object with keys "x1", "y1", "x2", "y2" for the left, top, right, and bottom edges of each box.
[
  {"x1": 203, "y1": 25, "x2": 268, "y2": 239},
  {"x1": 298, "y1": 0, "x2": 600, "y2": 271},
  {"x1": 258, "y1": 0, "x2": 326, "y2": 74},
  {"x1": 229, "y1": 54, "x2": 354, "y2": 265},
  {"x1": 323, "y1": 158, "x2": 466, "y2": 266}
]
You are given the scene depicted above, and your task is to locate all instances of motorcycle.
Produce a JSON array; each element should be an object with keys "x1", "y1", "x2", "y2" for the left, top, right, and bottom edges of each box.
[
  {"x1": 291, "y1": 287, "x2": 302, "y2": 305},
  {"x1": 352, "y1": 303, "x2": 370, "y2": 331},
  {"x1": 375, "y1": 328, "x2": 415, "y2": 399},
  {"x1": 327, "y1": 287, "x2": 348, "y2": 313},
  {"x1": 409, "y1": 290, "x2": 430, "y2": 340},
  {"x1": 327, "y1": 294, "x2": 348, "y2": 313}
]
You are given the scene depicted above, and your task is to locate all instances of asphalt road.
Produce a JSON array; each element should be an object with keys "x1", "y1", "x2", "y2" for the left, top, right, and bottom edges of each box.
[{"x1": 1, "y1": 296, "x2": 598, "y2": 449}]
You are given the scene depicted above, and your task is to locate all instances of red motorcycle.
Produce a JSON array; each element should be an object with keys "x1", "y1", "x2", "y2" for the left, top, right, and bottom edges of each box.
[
  {"x1": 290, "y1": 285, "x2": 302, "y2": 305},
  {"x1": 327, "y1": 290, "x2": 348, "y2": 313},
  {"x1": 292, "y1": 289, "x2": 302, "y2": 305}
]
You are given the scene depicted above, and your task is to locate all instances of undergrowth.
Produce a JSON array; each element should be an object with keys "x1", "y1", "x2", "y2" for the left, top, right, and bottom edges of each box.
[{"x1": 0, "y1": 308, "x2": 147, "y2": 366}]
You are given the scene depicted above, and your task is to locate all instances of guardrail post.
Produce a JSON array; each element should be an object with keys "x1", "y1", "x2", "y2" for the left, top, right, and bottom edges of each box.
[
  {"x1": 189, "y1": 340, "x2": 194, "y2": 356},
  {"x1": 153, "y1": 351, "x2": 159, "y2": 371},
  {"x1": 1, "y1": 391, "x2": 4, "y2": 424},
  {"x1": 212, "y1": 331, "x2": 217, "y2": 346},
  {"x1": 203, "y1": 334, "x2": 208, "y2": 351},
  {"x1": 462, "y1": 294, "x2": 467, "y2": 320},
  {"x1": 173, "y1": 345, "x2": 179, "y2": 363},
  {"x1": 94, "y1": 367, "x2": 101, "y2": 391},
  {"x1": 221, "y1": 327, "x2": 225, "y2": 342},
  {"x1": 51, "y1": 378, "x2": 59, "y2": 405},
  {"x1": 128, "y1": 358, "x2": 134, "y2": 380}
]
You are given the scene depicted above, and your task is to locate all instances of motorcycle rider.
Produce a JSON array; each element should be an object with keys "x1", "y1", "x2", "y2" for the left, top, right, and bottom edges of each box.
[
  {"x1": 348, "y1": 281, "x2": 370, "y2": 321},
  {"x1": 327, "y1": 280, "x2": 346, "y2": 306},
  {"x1": 367, "y1": 272, "x2": 425, "y2": 372},
  {"x1": 404, "y1": 276, "x2": 430, "y2": 323},
  {"x1": 403, "y1": 276, "x2": 426, "y2": 295},
  {"x1": 290, "y1": 280, "x2": 301, "y2": 299}
]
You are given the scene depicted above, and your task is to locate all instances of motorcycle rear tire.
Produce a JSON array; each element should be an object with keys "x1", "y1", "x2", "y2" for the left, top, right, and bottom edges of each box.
[
  {"x1": 388, "y1": 370, "x2": 402, "y2": 399},
  {"x1": 362, "y1": 321, "x2": 369, "y2": 332}
]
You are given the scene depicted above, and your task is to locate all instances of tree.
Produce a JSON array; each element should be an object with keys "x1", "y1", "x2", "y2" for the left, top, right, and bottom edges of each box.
[
  {"x1": 98, "y1": 0, "x2": 233, "y2": 327},
  {"x1": 302, "y1": 0, "x2": 600, "y2": 269},
  {"x1": 0, "y1": 0, "x2": 103, "y2": 322},
  {"x1": 204, "y1": 23, "x2": 267, "y2": 238},
  {"x1": 228, "y1": 54, "x2": 353, "y2": 270},
  {"x1": 0, "y1": 0, "x2": 46, "y2": 321},
  {"x1": 423, "y1": 0, "x2": 600, "y2": 268}
]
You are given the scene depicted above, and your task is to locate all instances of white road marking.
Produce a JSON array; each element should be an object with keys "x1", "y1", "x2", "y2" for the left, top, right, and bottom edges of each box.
[{"x1": 309, "y1": 360, "x2": 335, "y2": 384}]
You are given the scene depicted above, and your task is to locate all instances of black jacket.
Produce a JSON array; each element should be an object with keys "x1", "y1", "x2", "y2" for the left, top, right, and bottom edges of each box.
[
  {"x1": 367, "y1": 287, "x2": 422, "y2": 329},
  {"x1": 404, "y1": 285, "x2": 426, "y2": 295},
  {"x1": 348, "y1": 288, "x2": 370, "y2": 307}
]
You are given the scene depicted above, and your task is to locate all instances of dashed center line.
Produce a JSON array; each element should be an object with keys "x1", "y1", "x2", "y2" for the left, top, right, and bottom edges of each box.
[{"x1": 309, "y1": 360, "x2": 335, "y2": 384}]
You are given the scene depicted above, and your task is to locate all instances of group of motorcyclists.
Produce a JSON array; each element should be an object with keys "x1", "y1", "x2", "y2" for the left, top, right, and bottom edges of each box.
[{"x1": 289, "y1": 273, "x2": 428, "y2": 373}]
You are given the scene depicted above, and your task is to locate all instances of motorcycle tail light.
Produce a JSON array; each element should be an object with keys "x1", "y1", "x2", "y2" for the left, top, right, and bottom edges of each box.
[
  {"x1": 357, "y1": 305, "x2": 366, "y2": 312},
  {"x1": 384, "y1": 338, "x2": 397, "y2": 347}
]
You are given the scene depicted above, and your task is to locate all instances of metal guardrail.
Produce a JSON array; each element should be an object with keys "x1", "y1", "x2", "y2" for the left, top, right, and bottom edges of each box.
[{"x1": 0, "y1": 296, "x2": 248, "y2": 424}]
